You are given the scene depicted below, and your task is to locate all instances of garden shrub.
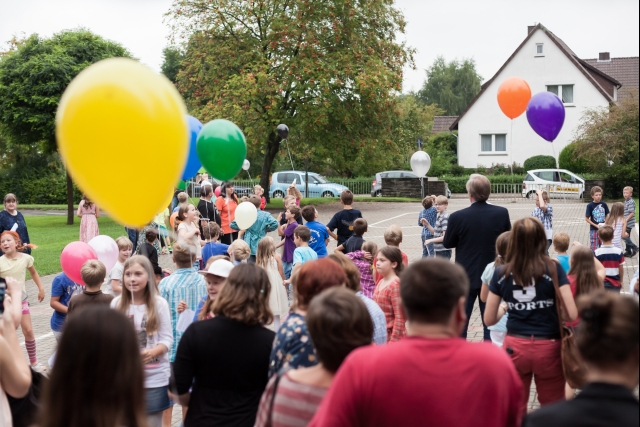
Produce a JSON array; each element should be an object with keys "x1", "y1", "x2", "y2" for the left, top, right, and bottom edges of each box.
[{"x1": 523, "y1": 155, "x2": 556, "y2": 171}]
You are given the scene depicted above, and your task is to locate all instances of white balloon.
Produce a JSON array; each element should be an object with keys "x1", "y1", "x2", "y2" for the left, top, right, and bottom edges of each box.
[
  {"x1": 410, "y1": 151, "x2": 431, "y2": 177},
  {"x1": 234, "y1": 201, "x2": 258, "y2": 230},
  {"x1": 242, "y1": 159, "x2": 250, "y2": 171},
  {"x1": 88, "y1": 235, "x2": 119, "y2": 272}
]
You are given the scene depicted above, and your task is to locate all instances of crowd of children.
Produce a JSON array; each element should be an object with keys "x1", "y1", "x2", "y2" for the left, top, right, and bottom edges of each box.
[{"x1": 1, "y1": 182, "x2": 639, "y2": 427}]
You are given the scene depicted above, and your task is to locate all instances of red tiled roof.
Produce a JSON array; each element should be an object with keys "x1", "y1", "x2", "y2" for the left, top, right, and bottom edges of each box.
[
  {"x1": 432, "y1": 116, "x2": 458, "y2": 133},
  {"x1": 582, "y1": 57, "x2": 639, "y2": 100}
]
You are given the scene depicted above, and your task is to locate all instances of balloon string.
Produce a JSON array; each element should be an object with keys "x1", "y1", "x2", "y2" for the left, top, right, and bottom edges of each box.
[{"x1": 285, "y1": 139, "x2": 295, "y2": 171}]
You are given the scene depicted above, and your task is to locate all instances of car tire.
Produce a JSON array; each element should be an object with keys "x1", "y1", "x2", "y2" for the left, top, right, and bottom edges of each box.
[
  {"x1": 322, "y1": 191, "x2": 334, "y2": 198},
  {"x1": 273, "y1": 191, "x2": 285, "y2": 198},
  {"x1": 526, "y1": 191, "x2": 536, "y2": 199},
  {"x1": 375, "y1": 190, "x2": 382, "y2": 197}
]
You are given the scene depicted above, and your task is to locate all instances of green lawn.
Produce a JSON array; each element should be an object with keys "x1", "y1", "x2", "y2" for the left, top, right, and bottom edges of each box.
[{"x1": 24, "y1": 216, "x2": 127, "y2": 277}]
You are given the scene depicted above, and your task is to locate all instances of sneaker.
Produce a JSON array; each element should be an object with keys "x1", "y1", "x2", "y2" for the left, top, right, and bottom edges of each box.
[
  {"x1": 31, "y1": 362, "x2": 48, "y2": 374},
  {"x1": 631, "y1": 248, "x2": 639, "y2": 258}
]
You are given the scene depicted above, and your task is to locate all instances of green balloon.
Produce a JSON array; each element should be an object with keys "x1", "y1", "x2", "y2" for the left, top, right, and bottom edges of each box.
[
  {"x1": 176, "y1": 180, "x2": 187, "y2": 190},
  {"x1": 196, "y1": 119, "x2": 247, "y2": 181}
]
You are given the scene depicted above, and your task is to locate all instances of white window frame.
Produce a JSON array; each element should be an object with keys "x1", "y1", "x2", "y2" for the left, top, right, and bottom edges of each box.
[
  {"x1": 535, "y1": 43, "x2": 544, "y2": 56},
  {"x1": 479, "y1": 133, "x2": 508, "y2": 155},
  {"x1": 546, "y1": 84, "x2": 575, "y2": 106}
]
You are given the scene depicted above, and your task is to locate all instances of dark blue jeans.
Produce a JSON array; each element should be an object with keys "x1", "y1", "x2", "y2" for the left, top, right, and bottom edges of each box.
[
  {"x1": 623, "y1": 227, "x2": 638, "y2": 252},
  {"x1": 462, "y1": 287, "x2": 491, "y2": 341}
]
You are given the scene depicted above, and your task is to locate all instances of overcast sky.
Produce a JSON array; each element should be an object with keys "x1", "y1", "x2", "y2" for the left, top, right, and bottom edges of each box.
[{"x1": 1, "y1": 0, "x2": 638, "y2": 93}]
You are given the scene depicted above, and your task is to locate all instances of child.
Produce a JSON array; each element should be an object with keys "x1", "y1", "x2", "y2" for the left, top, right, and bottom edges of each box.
[
  {"x1": 0, "y1": 230, "x2": 45, "y2": 371},
  {"x1": 531, "y1": 190, "x2": 553, "y2": 254},
  {"x1": 278, "y1": 195, "x2": 303, "y2": 229},
  {"x1": 288, "y1": 182, "x2": 303, "y2": 206},
  {"x1": 418, "y1": 195, "x2": 437, "y2": 257},
  {"x1": 301, "y1": 205, "x2": 329, "y2": 258},
  {"x1": 111, "y1": 255, "x2": 173, "y2": 427},
  {"x1": 228, "y1": 239, "x2": 251, "y2": 264},
  {"x1": 373, "y1": 225, "x2": 409, "y2": 285},
  {"x1": 140, "y1": 228, "x2": 171, "y2": 282},
  {"x1": 286, "y1": 226, "x2": 318, "y2": 286},
  {"x1": 230, "y1": 195, "x2": 279, "y2": 262},
  {"x1": 173, "y1": 191, "x2": 189, "y2": 213},
  {"x1": 594, "y1": 225, "x2": 625, "y2": 293},
  {"x1": 553, "y1": 232, "x2": 571, "y2": 274},
  {"x1": 423, "y1": 195, "x2": 451, "y2": 259},
  {"x1": 256, "y1": 236, "x2": 289, "y2": 330},
  {"x1": 201, "y1": 222, "x2": 230, "y2": 264},
  {"x1": 136, "y1": 223, "x2": 162, "y2": 255},
  {"x1": 479, "y1": 232, "x2": 510, "y2": 347},
  {"x1": 68, "y1": 260, "x2": 114, "y2": 315},
  {"x1": 335, "y1": 218, "x2": 367, "y2": 254},
  {"x1": 77, "y1": 194, "x2": 100, "y2": 243},
  {"x1": 107, "y1": 236, "x2": 133, "y2": 296},
  {"x1": 622, "y1": 186, "x2": 637, "y2": 257},
  {"x1": 585, "y1": 185, "x2": 609, "y2": 251},
  {"x1": 194, "y1": 258, "x2": 234, "y2": 321},
  {"x1": 373, "y1": 246, "x2": 405, "y2": 342},
  {"x1": 346, "y1": 241, "x2": 378, "y2": 299},
  {"x1": 326, "y1": 190, "x2": 362, "y2": 248},
  {"x1": 254, "y1": 185, "x2": 267, "y2": 210},
  {"x1": 276, "y1": 205, "x2": 300, "y2": 279},
  {"x1": 153, "y1": 206, "x2": 171, "y2": 254},
  {"x1": 605, "y1": 202, "x2": 626, "y2": 251},
  {"x1": 177, "y1": 203, "x2": 203, "y2": 270},
  {"x1": 49, "y1": 272, "x2": 81, "y2": 341}
]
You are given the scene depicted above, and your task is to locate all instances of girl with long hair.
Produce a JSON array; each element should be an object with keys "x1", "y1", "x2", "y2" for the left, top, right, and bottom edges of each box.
[
  {"x1": 346, "y1": 241, "x2": 378, "y2": 298},
  {"x1": 111, "y1": 256, "x2": 172, "y2": 427},
  {"x1": 256, "y1": 236, "x2": 289, "y2": 330},
  {"x1": 373, "y1": 246, "x2": 406, "y2": 342},
  {"x1": 605, "y1": 202, "x2": 626, "y2": 250},
  {"x1": 77, "y1": 194, "x2": 100, "y2": 243},
  {"x1": 177, "y1": 203, "x2": 203, "y2": 270},
  {"x1": 485, "y1": 217, "x2": 578, "y2": 413}
]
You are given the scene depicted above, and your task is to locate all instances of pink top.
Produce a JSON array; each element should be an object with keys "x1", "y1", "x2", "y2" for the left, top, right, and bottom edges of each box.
[{"x1": 346, "y1": 251, "x2": 375, "y2": 298}]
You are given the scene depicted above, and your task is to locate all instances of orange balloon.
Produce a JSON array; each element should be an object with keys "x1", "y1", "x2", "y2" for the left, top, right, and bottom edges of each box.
[
  {"x1": 170, "y1": 212, "x2": 179, "y2": 229},
  {"x1": 497, "y1": 77, "x2": 532, "y2": 119}
]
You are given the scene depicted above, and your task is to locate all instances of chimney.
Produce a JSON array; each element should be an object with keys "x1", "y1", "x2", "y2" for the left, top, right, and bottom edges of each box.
[
  {"x1": 599, "y1": 52, "x2": 611, "y2": 61},
  {"x1": 528, "y1": 25, "x2": 536, "y2": 34}
]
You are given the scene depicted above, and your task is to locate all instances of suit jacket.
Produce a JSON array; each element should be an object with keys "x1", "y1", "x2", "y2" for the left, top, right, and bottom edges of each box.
[
  {"x1": 523, "y1": 382, "x2": 639, "y2": 427},
  {"x1": 443, "y1": 201, "x2": 511, "y2": 290}
]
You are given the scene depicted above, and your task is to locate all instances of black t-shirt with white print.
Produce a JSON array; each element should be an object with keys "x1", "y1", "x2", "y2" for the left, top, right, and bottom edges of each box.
[{"x1": 489, "y1": 262, "x2": 569, "y2": 336}]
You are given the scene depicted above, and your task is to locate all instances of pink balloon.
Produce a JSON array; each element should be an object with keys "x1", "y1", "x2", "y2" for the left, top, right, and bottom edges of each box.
[
  {"x1": 60, "y1": 242, "x2": 98, "y2": 285},
  {"x1": 214, "y1": 186, "x2": 221, "y2": 197},
  {"x1": 88, "y1": 235, "x2": 119, "y2": 272}
]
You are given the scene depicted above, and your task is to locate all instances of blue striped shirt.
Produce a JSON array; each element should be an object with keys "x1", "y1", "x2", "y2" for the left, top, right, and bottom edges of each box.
[
  {"x1": 418, "y1": 207, "x2": 437, "y2": 240},
  {"x1": 356, "y1": 291, "x2": 387, "y2": 345},
  {"x1": 158, "y1": 268, "x2": 207, "y2": 362}
]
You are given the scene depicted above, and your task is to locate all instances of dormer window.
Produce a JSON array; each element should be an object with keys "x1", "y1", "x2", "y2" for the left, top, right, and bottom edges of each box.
[{"x1": 536, "y1": 44, "x2": 544, "y2": 56}]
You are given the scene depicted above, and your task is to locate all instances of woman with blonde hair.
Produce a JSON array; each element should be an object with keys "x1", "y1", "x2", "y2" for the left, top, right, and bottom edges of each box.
[
  {"x1": 256, "y1": 236, "x2": 289, "y2": 330},
  {"x1": 173, "y1": 264, "x2": 275, "y2": 426}
]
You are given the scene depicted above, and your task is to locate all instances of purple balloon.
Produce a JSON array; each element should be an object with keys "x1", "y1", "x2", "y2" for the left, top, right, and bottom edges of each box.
[{"x1": 526, "y1": 92, "x2": 565, "y2": 142}]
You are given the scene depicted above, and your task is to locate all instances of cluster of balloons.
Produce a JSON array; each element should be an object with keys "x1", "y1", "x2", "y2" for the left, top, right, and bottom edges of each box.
[
  {"x1": 56, "y1": 57, "x2": 251, "y2": 228},
  {"x1": 497, "y1": 77, "x2": 565, "y2": 142},
  {"x1": 60, "y1": 236, "x2": 119, "y2": 285}
]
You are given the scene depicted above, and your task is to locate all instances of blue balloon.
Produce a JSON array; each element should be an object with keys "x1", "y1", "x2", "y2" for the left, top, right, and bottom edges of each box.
[
  {"x1": 181, "y1": 115, "x2": 203, "y2": 180},
  {"x1": 526, "y1": 92, "x2": 565, "y2": 142}
]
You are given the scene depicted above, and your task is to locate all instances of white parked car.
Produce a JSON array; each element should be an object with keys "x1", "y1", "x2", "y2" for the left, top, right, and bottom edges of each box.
[{"x1": 522, "y1": 169, "x2": 584, "y2": 199}]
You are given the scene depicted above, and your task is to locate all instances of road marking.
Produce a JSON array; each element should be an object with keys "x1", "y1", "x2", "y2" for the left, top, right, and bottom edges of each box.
[
  {"x1": 20, "y1": 332, "x2": 53, "y2": 347},
  {"x1": 369, "y1": 212, "x2": 420, "y2": 226}
]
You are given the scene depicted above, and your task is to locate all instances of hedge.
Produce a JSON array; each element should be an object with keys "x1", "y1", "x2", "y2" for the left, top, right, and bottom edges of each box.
[{"x1": 523, "y1": 155, "x2": 557, "y2": 171}]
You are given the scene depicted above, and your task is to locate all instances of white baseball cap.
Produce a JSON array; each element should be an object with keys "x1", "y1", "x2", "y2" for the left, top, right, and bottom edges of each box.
[{"x1": 199, "y1": 259, "x2": 234, "y2": 278}]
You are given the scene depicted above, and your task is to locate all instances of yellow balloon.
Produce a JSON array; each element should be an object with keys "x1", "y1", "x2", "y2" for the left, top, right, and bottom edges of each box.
[{"x1": 56, "y1": 58, "x2": 188, "y2": 227}]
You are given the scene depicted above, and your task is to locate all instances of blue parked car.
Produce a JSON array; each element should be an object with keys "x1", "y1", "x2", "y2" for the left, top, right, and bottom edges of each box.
[{"x1": 269, "y1": 171, "x2": 348, "y2": 198}]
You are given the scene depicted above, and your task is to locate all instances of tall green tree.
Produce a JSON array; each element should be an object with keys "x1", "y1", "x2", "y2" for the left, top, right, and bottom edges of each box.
[
  {"x1": 160, "y1": 46, "x2": 184, "y2": 83},
  {"x1": 167, "y1": 0, "x2": 414, "y2": 194},
  {"x1": 417, "y1": 56, "x2": 482, "y2": 116},
  {"x1": 0, "y1": 29, "x2": 132, "y2": 223}
]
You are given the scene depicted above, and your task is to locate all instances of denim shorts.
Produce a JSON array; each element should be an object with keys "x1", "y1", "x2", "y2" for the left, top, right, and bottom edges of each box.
[{"x1": 146, "y1": 386, "x2": 171, "y2": 413}]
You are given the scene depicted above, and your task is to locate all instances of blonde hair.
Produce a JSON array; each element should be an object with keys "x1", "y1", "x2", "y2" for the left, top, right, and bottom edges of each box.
[
  {"x1": 116, "y1": 236, "x2": 133, "y2": 251},
  {"x1": 116, "y1": 256, "x2": 160, "y2": 334},
  {"x1": 361, "y1": 241, "x2": 378, "y2": 274},
  {"x1": 288, "y1": 186, "x2": 303, "y2": 200},
  {"x1": 254, "y1": 185, "x2": 264, "y2": 196},
  {"x1": 606, "y1": 202, "x2": 625, "y2": 227},
  {"x1": 435, "y1": 195, "x2": 448, "y2": 206},
  {"x1": 283, "y1": 195, "x2": 295, "y2": 206},
  {"x1": 81, "y1": 260, "x2": 107, "y2": 287},
  {"x1": 553, "y1": 232, "x2": 570, "y2": 253},
  {"x1": 256, "y1": 237, "x2": 276, "y2": 269},
  {"x1": 623, "y1": 186, "x2": 633, "y2": 193},
  {"x1": 177, "y1": 192, "x2": 189, "y2": 203},
  {"x1": 568, "y1": 246, "x2": 604, "y2": 297},
  {"x1": 229, "y1": 239, "x2": 251, "y2": 262},
  {"x1": 172, "y1": 241, "x2": 196, "y2": 265},
  {"x1": 384, "y1": 224, "x2": 403, "y2": 246}
]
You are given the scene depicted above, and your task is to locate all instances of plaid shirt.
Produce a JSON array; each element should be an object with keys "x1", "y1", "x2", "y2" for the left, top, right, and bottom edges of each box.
[
  {"x1": 624, "y1": 198, "x2": 636, "y2": 228},
  {"x1": 433, "y1": 212, "x2": 450, "y2": 251},
  {"x1": 373, "y1": 277, "x2": 406, "y2": 342},
  {"x1": 158, "y1": 268, "x2": 207, "y2": 362},
  {"x1": 418, "y1": 207, "x2": 437, "y2": 239},
  {"x1": 356, "y1": 292, "x2": 387, "y2": 345},
  {"x1": 532, "y1": 205, "x2": 553, "y2": 233},
  {"x1": 346, "y1": 251, "x2": 375, "y2": 298}
]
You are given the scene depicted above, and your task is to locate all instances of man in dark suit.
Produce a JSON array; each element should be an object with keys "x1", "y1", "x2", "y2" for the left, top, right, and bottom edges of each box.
[{"x1": 443, "y1": 174, "x2": 511, "y2": 340}]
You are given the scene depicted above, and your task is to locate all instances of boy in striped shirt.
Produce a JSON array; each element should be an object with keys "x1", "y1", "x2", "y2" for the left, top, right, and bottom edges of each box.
[{"x1": 594, "y1": 225, "x2": 625, "y2": 293}]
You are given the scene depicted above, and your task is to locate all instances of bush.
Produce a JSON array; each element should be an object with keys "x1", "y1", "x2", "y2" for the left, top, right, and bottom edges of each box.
[
  {"x1": 523, "y1": 155, "x2": 557, "y2": 171},
  {"x1": 558, "y1": 142, "x2": 587, "y2": 174},
  {"x1": 442, "y1": 174, "x2": 526, "y2": 193}
]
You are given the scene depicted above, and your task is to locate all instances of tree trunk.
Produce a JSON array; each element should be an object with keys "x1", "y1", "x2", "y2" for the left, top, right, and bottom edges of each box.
[
  {"x1": 260, "y1": 131, "x2": 282, "y2": 204},
  {"x1": 66, "y1": 170, "x2": 74, "y2": 225}
]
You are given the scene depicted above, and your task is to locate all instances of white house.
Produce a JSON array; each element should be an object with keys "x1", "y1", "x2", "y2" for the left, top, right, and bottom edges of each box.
[{"x1": 449, "y1": 23, "x2": 638, "y2": 169}]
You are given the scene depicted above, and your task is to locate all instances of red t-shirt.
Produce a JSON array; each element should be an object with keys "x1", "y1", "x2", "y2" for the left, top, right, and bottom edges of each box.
[{"x1": 309, "y1": 337, "x2": 523, "y2": 427}]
